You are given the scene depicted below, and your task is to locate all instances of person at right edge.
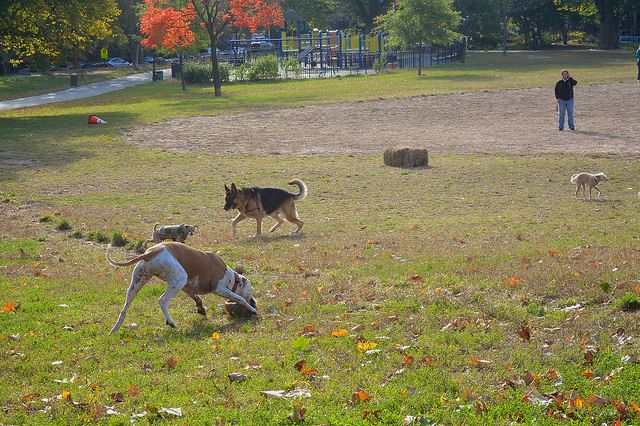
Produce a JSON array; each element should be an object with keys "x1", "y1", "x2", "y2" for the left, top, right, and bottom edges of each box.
[
  {"x1": 636, "y1": 45, "x2": 640, "y2": 82},
  {"x1": 555, "y1": 69, "x2": 577, "y2": 131}
]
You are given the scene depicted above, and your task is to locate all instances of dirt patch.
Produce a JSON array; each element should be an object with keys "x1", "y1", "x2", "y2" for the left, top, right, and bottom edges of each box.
[
  {"x1": 126, "y1": 83, "x2": 640, "y2": 156},
  {"x1": 0, "y1": 150, "x2": 38, "y2": 170}
]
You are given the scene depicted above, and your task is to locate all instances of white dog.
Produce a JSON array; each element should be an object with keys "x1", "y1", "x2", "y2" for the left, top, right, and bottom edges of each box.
[
  {"x1": 106, "y1": 242, "x2": 257, "y2": 333},
  {"x1": 570, "y1": 172, "x2": 607, "y2": 200}
]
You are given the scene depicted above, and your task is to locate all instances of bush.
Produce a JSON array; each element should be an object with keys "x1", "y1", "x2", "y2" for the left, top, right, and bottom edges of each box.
[
  {"x1": 110, "y1": 231, "x2": 128, "y2": 247},
  {"x1": 281, "y1": 57, "x2": 302, "y2": 79},
  {"x1": 85, "y1": 230, "x2": 109, "y2": 244},
  {"x1": 247, "y1": 55, "x2": 279, "y2": 81},
  {"x1": 618, "y1": 293, "x2": 640, "y2": 312},
  {"x1": 235, "y1": 63, "x2": 251, "y2": 82},
  {"x1": 218, "y1": 63, "x2": 230, "y2": 83},
  {"x1": 38, "y1": 215, "x2": 53, "y2": 223},
  {"x1": 55, "y1": 219, "x2": 72, "y2": 231},
  {"x1": 182, "y1": 62, "x2": 213, "y2": 84},
  {"x1": 69, "y1": 230, "x2": 84, "y2": 239}
]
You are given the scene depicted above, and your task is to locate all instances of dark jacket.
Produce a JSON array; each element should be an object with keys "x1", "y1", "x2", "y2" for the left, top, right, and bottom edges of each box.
[{"x1": 555, "y1": 77, "x2": 577, "y2": 100}]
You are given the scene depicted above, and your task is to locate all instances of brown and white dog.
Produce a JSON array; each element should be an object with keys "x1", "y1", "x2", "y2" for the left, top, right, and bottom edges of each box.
[
  {"x1": 106, "y1": 242, "x2": 256, "y2": 333},
  {"x1": 570, "y1": 172, "x2": 607, "y2": 200},
  {"x1": 143, "y1": 223, "x2": 197, "y2": 246},
  {"x1": 223, "y1": 179, "x2": 307, "y2": 238}
]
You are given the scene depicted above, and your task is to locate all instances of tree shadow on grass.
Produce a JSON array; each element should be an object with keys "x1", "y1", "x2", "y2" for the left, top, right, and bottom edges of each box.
[{"x1": 0, "y1": 111, "x2": 138, "y2": 182}]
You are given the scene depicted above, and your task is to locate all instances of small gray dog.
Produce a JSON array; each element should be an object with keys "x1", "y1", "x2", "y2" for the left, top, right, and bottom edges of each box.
[
  {"x1": 570, "y1": 172, "x2": 607, "y2": 200},
  {"x1": 144, "y1": 222, "x2": 197, "y2": 246}
]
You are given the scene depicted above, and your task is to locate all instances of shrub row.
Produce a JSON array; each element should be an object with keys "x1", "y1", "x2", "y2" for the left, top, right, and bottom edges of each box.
[{"x1": 39, "y1": 215, "x2": 145, "y2": 252}]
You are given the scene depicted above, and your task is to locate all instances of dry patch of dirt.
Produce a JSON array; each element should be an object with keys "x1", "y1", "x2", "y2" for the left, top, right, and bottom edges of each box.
[{"x1": 127, "y1": 83, "x2": 640, "y2": 156}]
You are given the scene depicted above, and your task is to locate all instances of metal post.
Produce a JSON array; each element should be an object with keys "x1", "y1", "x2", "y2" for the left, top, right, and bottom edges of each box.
[
  {"x1": 319, "y1": 31, "x2": 323, "y2": 69},
  {"x1": 296, "y1": 20, "x2": 301, "y2": 54},
  {"x1": 338, "y1": 31, "x2": 342, "y2": 68}
]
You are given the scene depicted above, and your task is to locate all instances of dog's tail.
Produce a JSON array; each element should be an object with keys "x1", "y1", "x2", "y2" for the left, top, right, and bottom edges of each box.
[
  {"x1": 570, "y1": 174, "x2": 579, "y2": 184},
  {"x1": 106, "y1": 244, "x2": 158, "y2": 267},
  {"x1": 289, "y1": 179, "x2": 307, "y2": 201},
  {"x1": 153, "y1": 222, "x2": 160, "y2": 231}
]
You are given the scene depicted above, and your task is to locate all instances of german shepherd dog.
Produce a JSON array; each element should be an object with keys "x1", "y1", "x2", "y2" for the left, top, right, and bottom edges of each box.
[{"x1": 224, "y1": 179, "x2": 307, "y2": 238}]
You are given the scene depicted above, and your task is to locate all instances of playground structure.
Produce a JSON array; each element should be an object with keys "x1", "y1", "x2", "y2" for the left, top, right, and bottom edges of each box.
[
  {"x1": 229, "y1": 30, "x2": 385, "y2": 72},
  {"x1": 226, "y1": 9, "x2": 464, "y2": 76}
]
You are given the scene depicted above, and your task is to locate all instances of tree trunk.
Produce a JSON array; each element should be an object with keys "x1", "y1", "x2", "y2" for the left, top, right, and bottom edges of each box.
[
  {"x1": 129, "y1": 40, "x2": 140, "y2": 67},
  {"x1": 180, "y1": 55, "x2": 186, "y2": 90},
  {"x1": 561, "y1": 18, "x2": 570, "y2": 45},
  {"x1": 595, "y1": 0, "x2": 619, "y2": 49},
  {"x1": 632, "y1": 7, "x2": 639, "y2": 36},
  {"x1": 502, "y1": 12, "x2": 509, "y2": 56},
  {"x1": 209, "y1": 39, "x2": 222, "y2": 96},
  {"x1": 417, "y1": 43, "x2": 422, "y2": 75}
]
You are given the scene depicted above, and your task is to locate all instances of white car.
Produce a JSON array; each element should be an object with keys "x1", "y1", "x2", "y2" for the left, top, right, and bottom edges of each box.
[{"x1": 107, "y1": 57, "x2": 132, "y2": 67}]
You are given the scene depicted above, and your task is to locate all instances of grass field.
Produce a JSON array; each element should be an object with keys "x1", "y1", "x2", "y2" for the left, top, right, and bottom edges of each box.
[{"x1": 1, "y1": 50, "x2": 640, "y2": 425}]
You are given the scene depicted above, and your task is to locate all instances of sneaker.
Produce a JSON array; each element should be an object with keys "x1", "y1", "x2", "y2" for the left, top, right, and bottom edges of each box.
[
  {"x1": 569, "y1": 127, "x2": 575, "y2": 131},
  {"x1": 559, "y1": 128, "x2": 564, "y2": 131}
]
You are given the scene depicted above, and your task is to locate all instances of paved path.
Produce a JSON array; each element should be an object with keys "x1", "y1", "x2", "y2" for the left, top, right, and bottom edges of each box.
[{"x1": 0, "y1": 69, "x2": 168, "y2": 111}]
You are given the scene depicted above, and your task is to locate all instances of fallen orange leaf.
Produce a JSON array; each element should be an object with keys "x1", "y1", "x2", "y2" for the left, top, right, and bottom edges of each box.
[
  {"x1": 165, "y1": 357, "x2": 179, "y2": 369},
  {"x1": 505, "y1": 276, "x2": 520, "y2": 287},
  {"x1": 353, "y1": 387, "x2": 372, "y2": 402},
  {"x1": 211, "y1": 332, "x2": 220, "y2": 340},
  {"x1": 331, "y1": 328, "x2": 348, "y2": 337},
  {"x1": 582, "y1": 368, "x2": 594, "y2": 378},
  {"x1": 128, "y1": 385, "x2": 141, "y2": 397},
  {"x1": 409, "y1": 275, "x2": 424, "y2": 283},
  {"x1": 302, "y1": 325, "x2": 317, "y2": 333},
  {"x1": 2, "y1": 302, "x2": 18, "y2": 313},
  {"x1": 422, "y1": 355, "x2": 435, "y2": 366},
  {"x1": 548, "y1": 249, "x2": 560, "y2": 258},
  {"x1": 402, "y1": 354, "x2": 413, "y2": 366},
  {"x1": 61, "y1": 390, "x2": 71, "y2": 402},
  {"x1": 517, "y1": 325, "x2": 531, "y2": 341}
]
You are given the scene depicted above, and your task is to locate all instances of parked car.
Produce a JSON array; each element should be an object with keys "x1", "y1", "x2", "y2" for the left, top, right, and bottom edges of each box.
[
  {"x1": 107, "y1": 57, "x2": 131, "y2": 67},
  {"x1": 144, "y1": 56, "x2": 167, "y2": 64},
  {"x1": 619, "y1": 35, "x2": 640, "y2": 44},
  {"x1": 250, "y1": 34, "x2": 274, "y2": 51},
  {"x1": 228, "y1": 47, "x2": 247, "y2": 64},
  {"x1": 81, "y1": 61, "x2": 107, "y2": 69}
]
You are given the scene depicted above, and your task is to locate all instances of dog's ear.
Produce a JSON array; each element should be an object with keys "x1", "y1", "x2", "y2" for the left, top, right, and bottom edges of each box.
[
  {"x1": 224, "y1": 184, "x2": 230, "y2": 193},
  {"x1": 231, "y1": 183, "x2": 237, "y2": 192}
]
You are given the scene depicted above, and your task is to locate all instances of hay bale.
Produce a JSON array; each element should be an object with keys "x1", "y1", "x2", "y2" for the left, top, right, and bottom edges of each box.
[{"x1": 383, "y1": 147, "x2": 429, "y2": 168}]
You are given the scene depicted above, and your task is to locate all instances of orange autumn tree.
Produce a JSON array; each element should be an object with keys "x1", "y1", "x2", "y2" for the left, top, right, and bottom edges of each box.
[
  {"x1": 140, "y1": 0, "x2": 196, "y2": 90},
  {"x1": 228, "y1": 0, "x2": 283, "y2": 33},
  {"x1": 190, "y1": 0, "x2": 283, "y2": 96}
]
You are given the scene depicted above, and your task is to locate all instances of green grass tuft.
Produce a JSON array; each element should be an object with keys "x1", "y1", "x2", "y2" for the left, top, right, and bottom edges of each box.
[
  {"x1": 85, "y1": 230, "x2": 109, "y2": 244},
  {"x1": 55, "y1": 219, "x2": 72, "y2": 231},
  {"x1": 110, "y1": 230, "x2": 128, "y2": 247},
  {"x1": 68, "y1": 230, "x2": 84, "y2": 239},
  {"x1": 38, "y1": 215, "x2": 53, "y2": 223},
  {"x1": 618, "y1": 293, "x2": 640, "y2": 312}
]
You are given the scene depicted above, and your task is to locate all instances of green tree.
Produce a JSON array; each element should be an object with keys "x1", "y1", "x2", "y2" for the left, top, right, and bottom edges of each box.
[
  {"x1": 0, "y1": 0, "x2": 120, "y2": 70},
  {"x1": 455, "y1": 0, "x2": 502, "y2": 49},
  {"x1": 115, "y1": 0, "x2": 145, "y2": 66},
  {"x1": 345, "y1": 0, "x2": 393, "y2": 31},
  {"x1": 281, "y1": 0, "x2": 336, "y2": 28},
  {"x1": 379, "y1": 0, "x2": 460, "y2": 75},
  {"x1": 594, "y1": 0, "x2": 621, "y2": 49}
]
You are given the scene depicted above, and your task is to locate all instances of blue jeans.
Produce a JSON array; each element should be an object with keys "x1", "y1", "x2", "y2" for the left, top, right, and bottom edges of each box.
[{"x1": 558, "y1": 98, "x2": 574, "y2": 130}]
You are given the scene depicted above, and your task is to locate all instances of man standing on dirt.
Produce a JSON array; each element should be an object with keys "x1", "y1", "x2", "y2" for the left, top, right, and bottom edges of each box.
[
  {"x1": 555, "y1": 69, "x2": 577, "y2": 131},
  {"x1": 636, "y1": 45, "x2": 640, "y2": 82}
]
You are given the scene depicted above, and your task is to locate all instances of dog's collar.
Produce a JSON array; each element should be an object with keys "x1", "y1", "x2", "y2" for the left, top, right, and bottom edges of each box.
[
  {"x1": 231, "y1": 271, "x2": 241, "y2": 293},
  {"x1": 245, "y1": 206, "x2": 260, "y2": 213}
]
